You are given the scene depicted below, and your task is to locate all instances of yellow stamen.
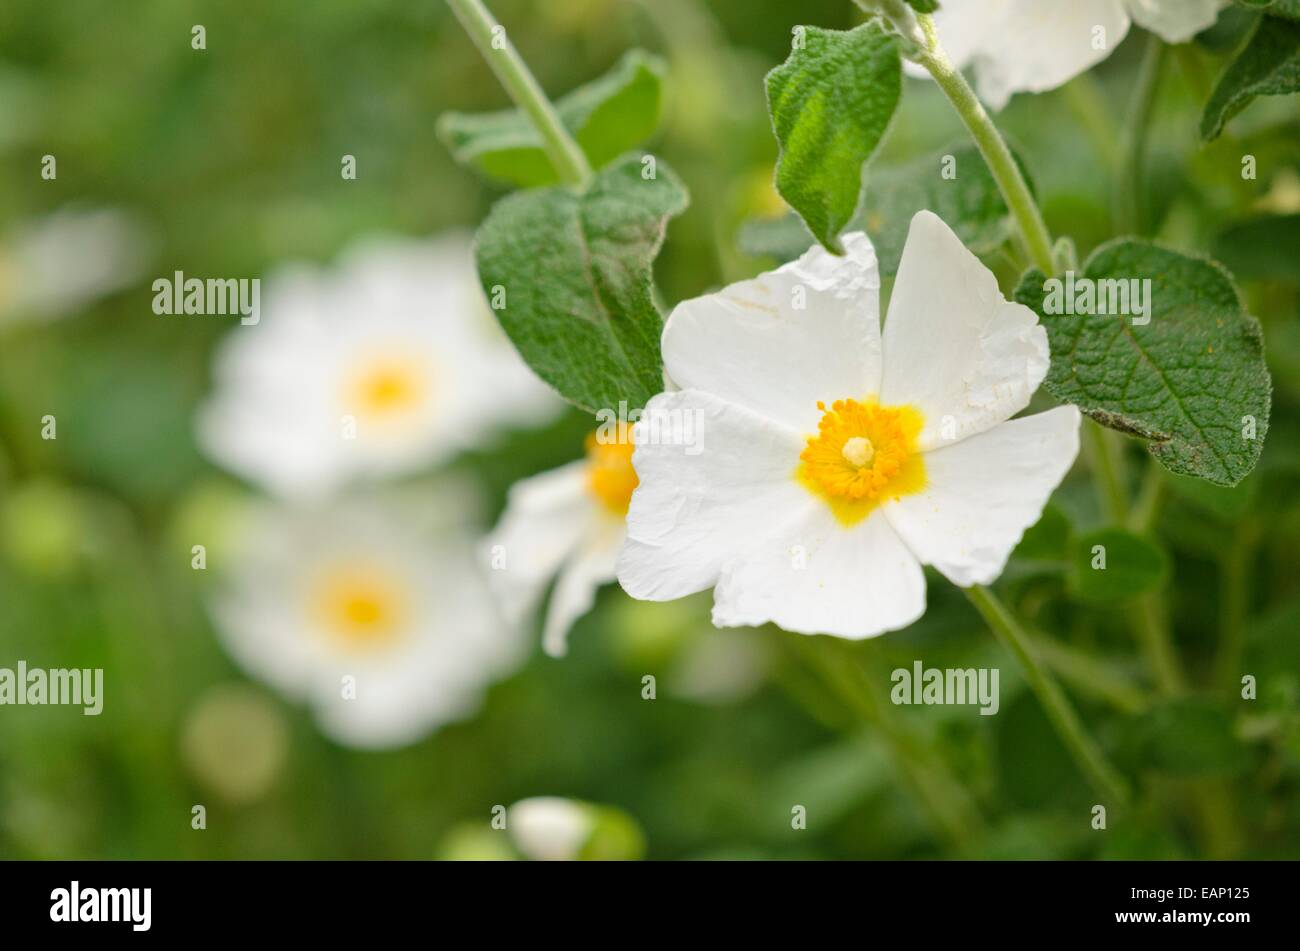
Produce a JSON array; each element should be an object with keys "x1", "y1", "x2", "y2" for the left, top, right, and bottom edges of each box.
[
  {"x1": 348, "y1": 356, "x2": 429, "y2": 418},
  {"x1": 311, "y1": 565, "x2": 408, "y2": 650},
  {"x1": 585, "y1": 428, "x2": 638, "y2": 516},
  {"x1": 797, "y1": 398, "x2": 926, "y2": 525}
]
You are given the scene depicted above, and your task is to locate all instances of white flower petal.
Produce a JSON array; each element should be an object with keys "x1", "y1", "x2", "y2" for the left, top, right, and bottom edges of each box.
[
  {"x1": 485, "y1": 462, "x2": 592, "y2": 629},
  {"x1": 884, "y1": 405, "x2": 1081, "y2": 587},
  {"x1": 542, "y1": 516, "x2": 623, "y2": 657},
  {"x1": 617, "y1": 389, "x2": 808, "y2": 602},
  {"x1": 880, "y1": 211, "x2": 1048, "y2": 450},
  {"x1": 661, "y1": 232, "x2": 882, "y2": 433},
  {"x1": 971, "y1": 0, "x2": 1130, "y2": 110},
  {"x1": 1126, "y1": 0, "x2": 1223, "y2": 44},
  {"x1": 711, "y1": 506, "x2": 927, "y2": 639}
]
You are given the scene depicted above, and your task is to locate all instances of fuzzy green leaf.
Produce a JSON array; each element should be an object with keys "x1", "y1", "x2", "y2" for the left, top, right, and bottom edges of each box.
[
  {"x1": 1202, "y1": 15, "x2": 1300, "y2": 140},
  {"x1": 856, "y1": 142, "x2": 1029, "y2": 274},
  {"x1": 765, "y1": 22, "x2": 901, "y2": 253},
  {"x1": 1068, "y1": 528, "x2": 1169, "y2": 602},
  {"x1": 439, "y1": 51, "x2": 665, "y2": 188},
  {"x1": 474, "y1": 153, "x2": 687, "y2": 412},
  {"x1": 1014, "y1": 241, "x2": 1271, "y2": 486},
  {"x1": 739, "y1": 143, "x2": 1027, "y2": 272},
  {"x1": 1123, "y1": 699, "x2": 1250, "y2": 777},
  {"x1": 1211, "y1": 213, "x2": 1300, "y2": 281},
  {"x1": 1233, "y1": 0, "x2": 1300, "y2": 21}
]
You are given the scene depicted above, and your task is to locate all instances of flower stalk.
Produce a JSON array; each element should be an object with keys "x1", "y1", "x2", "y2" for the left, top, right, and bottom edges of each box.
[
  {"x1": 910, "y1": 13, "x2": 1056, "y2": 274},
  {"x1": 965, "y1": 585, "x2": 1132, "y2": 807},
  {"x1": 792, "y1": 634, "x2": 984, "y2": 853},
  {"x1": 445, "y1": 0, "x2": 592, "y2": 187}
]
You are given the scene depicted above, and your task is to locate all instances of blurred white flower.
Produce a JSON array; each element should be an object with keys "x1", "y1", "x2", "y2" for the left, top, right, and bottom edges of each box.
[
  {"x1": 506, "y1": 796, "x2": 644, "y2": 861},
  {"x1": 486, "y1": 429, "x2": 635, "y2": 657},
  {"x1": 617, "y1": 212, "x2": 1079, "y2": 639},
  {"x1": 196, "y1": 233, "x2": 563, "y2": 499},
  {"x1": 507, "y1": 797, "x2": 594, "y2": 861},
  {"x1": 0, "y1": 206, "x2": 152, "y2": 325},
  {"x1": 908, "y1": 0, "x2": 1225, "y2": 110},
  {"x1": 208, "y1": 490, "x2": 526, "y2": 749}
]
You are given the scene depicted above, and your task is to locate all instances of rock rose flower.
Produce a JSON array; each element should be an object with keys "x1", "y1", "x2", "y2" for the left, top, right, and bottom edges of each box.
[
  {"x1": 617, "y1": 211, "x2": 1080, "y2": 638},
  {"x1": 209, "y1": 492, "x2": 526, "y2": 748},
  {"x1": 197, "y1": 233, "x2": 561, "y2": 499},
  {"x1": 486, "y1": 428, "x2": 636, "y2": 656}
]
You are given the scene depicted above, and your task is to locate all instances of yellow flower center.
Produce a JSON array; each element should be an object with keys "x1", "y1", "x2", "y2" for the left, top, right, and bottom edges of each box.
[
  {"x1": 798, "y1": 398, "x2": 926, "y2": 525},
  {"x1": 585, "y1": 429, "x2": 638, "y2": 516},
  {"x1": 311, "y1": 565, "x2": 408, "y2": 651},
  {"x1": 348, "y1": 356, "x2": 430, "y2": 419}
]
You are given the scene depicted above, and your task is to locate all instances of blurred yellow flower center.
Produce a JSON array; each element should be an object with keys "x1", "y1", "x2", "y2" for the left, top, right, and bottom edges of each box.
[
  {"x1": 349, "y1": 357, "x2": 429, "y2": 418},
  {"x1": 312, "y1": 566, "x2": 408, "y2": 650},
  {"x1": 585, "y1": 431, "x2": 638, "y2": 516},
  {"x1": 798, "y1": 398, "x2": 926, "y2": 525}
]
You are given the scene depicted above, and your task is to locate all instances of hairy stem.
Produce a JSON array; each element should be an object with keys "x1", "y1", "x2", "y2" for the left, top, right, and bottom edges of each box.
[
  {"x1": 790, "y1": 635, "x2": 984, "y2": 853},
  {"x1": 965, "y1": 585, "x2": 1132, "y2": 807},
  {"x1": 1114, "y1": 34, "x2": 1164, "y2": 235},
  {"x1": 1084, "y1": 420, "x2": 1130, "y2": 525},
  {"x1": 912, "y1": 14, "x2": 1055, "y2": 273},
  {"x1": 1129, "y1": 594, "x2": 1186, "y2": 695},
  {"x1": 1216, "y1": 519, "x2": 1261, "y2": 694},
  {"x1": 446, "y1": 0, "x2": 592, "y2": 186}
]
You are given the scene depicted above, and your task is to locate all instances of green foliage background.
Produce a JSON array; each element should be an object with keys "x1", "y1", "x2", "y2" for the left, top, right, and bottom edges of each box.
[{"x1": 0, "y1": 0, "x2": 1298, "y2": 859}]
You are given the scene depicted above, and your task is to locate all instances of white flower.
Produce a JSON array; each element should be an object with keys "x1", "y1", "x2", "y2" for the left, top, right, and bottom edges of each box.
[
  {"x1": 197, "y1": 233, "x2": 562, "y2": 499},
  {"x1": 617, "y1": 211, "x2": 1080, "y2": 639},
  {"x1": 486, "y1": 429, "x2": 635, "y2": 657},
  {"x1": 908, "y1": 0, "x2": 1225, "y2": 110},
  {"x1": 507, "y1": 797, "x2": 594, "y2": 861},
  {"x1": 0, "y1": 207, "x2": 152, "y2": 325},
  {"x1": 208, "y1": 491, "x2": 526, "y2": 748}
]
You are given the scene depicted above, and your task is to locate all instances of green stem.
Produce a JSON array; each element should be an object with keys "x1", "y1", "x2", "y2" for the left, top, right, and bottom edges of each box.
[
  {"x1": 1114, "y1": 34, "x2": 1164, "y2": 235},
  {"x1": 1128, "y1": 459, "x2": 1165, "y2": 534},
  {"x1": 1129, "y1": 594, "x2": 1185, "y2": 694},
  {"x1": 1062, "y1": 75, "x2": 1121, "y2": 171},
  {"x1": 965, "y1": 585, "x2": 1132, "y2": 807},
  {"x1": 1216, "y1": 519, "x2": 1260, "y2": 695},
  {"x1": 1084, "y1": 420, "x2": 1129, "y2": 525},
  {"x1": 789, "y1": 635, "x2": 983, "y2": 853},
  {"x1": 1172, "y1": 42, "x2": 1212, "y2": 103},
  {"x1": 1029, "y1": 629, "x2": 1150, "y2": 715},
  {"x1": 445, "y1": 0, "x2": 592, "y2": 186},
  {"x1": 913, "y1": 14, "x2": 1055, "y2": 274}
]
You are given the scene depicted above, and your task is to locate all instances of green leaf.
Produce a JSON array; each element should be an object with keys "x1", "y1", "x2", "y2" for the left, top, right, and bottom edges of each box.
[
  {"x1": 1011, "y1": 504, "x2": 1071, "y2": 565},
  {"x1": 1014, "y1": 241, "x2": 1271, "y2": 486},
  {"x1": 1233, "y1": 0, "x2": 1300, "y2": 21},
  {"x1": 1201, "y1": 15, "x2": 1300, "y2": 141},
  {"x1": 857, "y1": 142, "x2": 1028, "y2": 274},
  {"x1": 1068, "y1": 528, "x2": 1169, "y2": 603},
  {"x1": 1123, "y1": 699, "x2": 1250, "y2": 777},
  {"x1": 739, "y1": 143, "x2": 1029, "y2": 273},
  {"x1": 439, "y1": 50, "x2": 666, "y2": 188},
  {"x1": 736, "y1": 214, "x2": 814, "y2": 264},
  {"x1": 1211, "y1": 213, "x2": 1300, "y2": 281},
  {"x1": 905, "y1": 0, "x2": 941, "y2": 12},
  {"x1": 474, "y1": 153, "x2": 688, "y2": 413},
  {"x1": 765, "y1": 22, "x2": 901, "y2": 253}
]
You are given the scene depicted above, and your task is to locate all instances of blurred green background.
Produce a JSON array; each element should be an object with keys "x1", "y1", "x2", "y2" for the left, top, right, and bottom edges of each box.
[{"x1": 0, "y1": 0, "x2": 1298, "y2": 859}]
